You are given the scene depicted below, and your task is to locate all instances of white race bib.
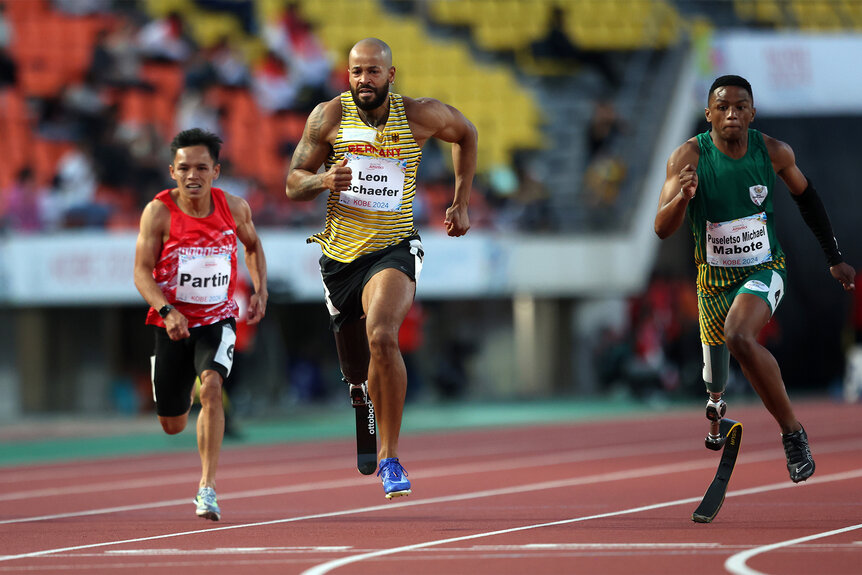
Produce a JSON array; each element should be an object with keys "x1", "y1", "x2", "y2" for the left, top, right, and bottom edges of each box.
[
  {"x1": 705, "y1": 213, "x2": 772, "y2": 267},
  {"x1": 176, "y1": 249, "x2": 231, "y2": 304},
  {"x1": 339, "y1": 153, "x2": 406, "y2": 212}
]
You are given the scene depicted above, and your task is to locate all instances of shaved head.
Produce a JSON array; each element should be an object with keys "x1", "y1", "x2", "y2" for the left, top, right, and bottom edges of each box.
[{"x1": 349, "y1": 37, "x2": 392, "y2": 67}]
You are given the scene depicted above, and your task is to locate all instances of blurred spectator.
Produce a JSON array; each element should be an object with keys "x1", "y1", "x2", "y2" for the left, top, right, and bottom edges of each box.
[
  {"x1": 582, "y1": 99, "x2": 627, "y2": 227},
  {"x1": 112, "y1": 120, "x2": 171, "y2": 206},
  {"x1": 196, "y1": 0, "x2": 256, "y2": 35},
  {"x1": 137, "y1": 11, "x2": 195, "y2": 63},
  {"x1": 582, "y1": 153, "x2": 627, "y2": 225},
  {"x1": 530, "y1": 5, "x2": 620, "y2": 89},
  {"x1": 47, "y1": 142, "x2": 112, "y2": 228},
  {"x1": 251, "y1": 50, "x2": 299, "y2": 113},
  {"x1": 587, "y1": 98, "x2": 624, "y2": 160},
  {"x1": 62, "y1": 70, "x2": 110, "y2": 136},
  {"x1": 263, "y1": 2, "x2": 332, "y2": 109},
  {"x1": 263, "y1": 2, "x2": 308, "y2": 63},
  {"x1": 89, "y1": 19, "x2": 149, "y2": 89},
  {"x1": 1, "y1": 167, "x2": 45, "y2": 232},
  {"x1": 183, "y1": 47, "x2": 218, "y2": 92},
  {"x1": 36, "y1": 96, "x2": 78, "y2": 141},
  {"x1": 489, "y1": 153, "x2": 551, "y2": 232},
  {"x1": 177, "y1": 89, "x2": 222, "y2": 134},
  {"x1": 209, "y1": 35, "x2": 251, "y2": 88}
]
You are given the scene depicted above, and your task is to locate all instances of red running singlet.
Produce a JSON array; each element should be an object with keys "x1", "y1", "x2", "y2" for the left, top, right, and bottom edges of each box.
[{"x1": 145, "y1": 187, "x2": 238, "y2": 328}]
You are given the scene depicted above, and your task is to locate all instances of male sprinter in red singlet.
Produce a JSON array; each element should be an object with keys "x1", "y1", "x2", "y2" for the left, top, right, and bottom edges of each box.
[
  {"x1": 134, "y1": 128, "x2": 268, "y2": 520},
  {"x1": 286, "y1": 38, "x2": 477, "y2": 499}
]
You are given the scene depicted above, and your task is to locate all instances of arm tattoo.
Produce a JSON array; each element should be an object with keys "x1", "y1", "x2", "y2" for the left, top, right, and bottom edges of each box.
[{"x1": 290, "y1": 105, "x2": 326, "y2": 171}]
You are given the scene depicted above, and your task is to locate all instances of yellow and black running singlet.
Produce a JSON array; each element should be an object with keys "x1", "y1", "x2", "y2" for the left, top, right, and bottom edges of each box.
[
  {"x1": 688, "y1": 129, "x2": 785, "y2": 295},
  {"x1": 308, "y1": 91, "x2": 422, "y2": 263}
]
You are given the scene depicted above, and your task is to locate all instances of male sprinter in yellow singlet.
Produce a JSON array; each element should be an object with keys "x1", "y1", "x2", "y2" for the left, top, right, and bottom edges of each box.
[
  {"x1": 286, "y1": 38, "x2": 477, "y2": 498},
  {"x1": 655, "y1": 75, "x2": 855, "y2": 483}
]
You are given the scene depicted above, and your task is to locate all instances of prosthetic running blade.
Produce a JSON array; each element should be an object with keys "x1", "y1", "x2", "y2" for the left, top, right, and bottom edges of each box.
[
  {"x1": 692, "y1": 418, "x2": 742, "y2": 523},
  {"x1": 350, "y1": 383, "x2": 378, "y2": 475}
]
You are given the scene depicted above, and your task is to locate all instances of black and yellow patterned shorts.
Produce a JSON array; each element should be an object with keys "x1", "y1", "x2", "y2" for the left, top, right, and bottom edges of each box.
[{"x1": 698, "y1": 268, "x2": 786, "y2": 345}]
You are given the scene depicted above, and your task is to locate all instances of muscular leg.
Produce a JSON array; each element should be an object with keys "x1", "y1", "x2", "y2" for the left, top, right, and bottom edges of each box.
[
  {"x1": 196, "y1": 369, "x2": 225, "y2": 488},
  {"x1": 362, "y1": 268, "x2": 415, "y2": 461},
  {"x1": 724, "y1": 293, "x2": 800, "y2": 434}
]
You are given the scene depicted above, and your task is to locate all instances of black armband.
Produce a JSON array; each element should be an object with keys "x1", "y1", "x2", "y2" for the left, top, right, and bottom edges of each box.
[{"x1": 791, "y1": 179, "x2": 843, "y2": 266}]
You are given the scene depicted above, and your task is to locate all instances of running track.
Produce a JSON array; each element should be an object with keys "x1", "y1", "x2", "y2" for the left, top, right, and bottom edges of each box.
[{"x1": 1, "y1": 399, "x2": 860, "y2": 574}]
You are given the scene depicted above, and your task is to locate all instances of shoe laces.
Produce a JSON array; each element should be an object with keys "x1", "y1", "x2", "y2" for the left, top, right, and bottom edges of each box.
[
  {"x1": 198, "y1": 487, "x2": 217, "y2": 504},
  {"x1": 377, "y1": 458, "x2": 407, "y2": 479},
  {"x1": 782, "y1": 429, "x2": 811, "y2": 464}
]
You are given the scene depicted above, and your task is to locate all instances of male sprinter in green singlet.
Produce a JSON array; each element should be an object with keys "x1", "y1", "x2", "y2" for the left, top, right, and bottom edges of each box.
[
  {"x1": 655, "y1": 75, "x2": 855, "y2": 483},
  {"x1": 286, "y1": 38, "x2": 477, "y2": 498}
]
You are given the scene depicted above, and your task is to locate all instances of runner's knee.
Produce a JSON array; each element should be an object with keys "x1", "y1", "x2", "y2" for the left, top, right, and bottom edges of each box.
[
  {"x1": 367, "y1": 325, "x2": 399, "y2": 358},
  {"x1": 724, "y1": 330, "x2": 758, "y2": 361},
  {"x1": 159, "y1": 415, "x2": 187, "y2": 435},
  {"x1": 198, "y1": 372, "x2": 224, "y2": 407}
]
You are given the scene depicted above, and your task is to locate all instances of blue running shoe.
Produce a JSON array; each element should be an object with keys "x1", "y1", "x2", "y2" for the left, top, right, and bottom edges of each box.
[
  {"x1": 194, "y1": 486, "x2": 221, "y2": 521},
  {"x1": 377, "y1": 457, "x2": 411, "y2": 499}
]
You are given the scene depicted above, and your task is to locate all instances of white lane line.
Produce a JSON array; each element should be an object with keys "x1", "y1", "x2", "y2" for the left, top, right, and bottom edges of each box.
[
  {"x1": 6, "y1": 435, "x2": 859, "y2": 525},
  {"x1": 0, "y1": 457, "x2": 734, "y2": 562},
  {"x1": 0, "y1": 436, "x2": 708, "y2": 519},
  {"x1": 0, "y1": 436, "x2": 697, "y2": 502},
  {"x1": 299, "y1": 468, "x2": 862, "y2": 575},
  {"x1": 724, "y1": 522, "x2": 862, "y2": 575},
  {"x1": 3, "y1": 456, "x2": 861, "y2": 566},
  {"x1": 4, "y1": 432, "x2": 860, "y2": 506}
]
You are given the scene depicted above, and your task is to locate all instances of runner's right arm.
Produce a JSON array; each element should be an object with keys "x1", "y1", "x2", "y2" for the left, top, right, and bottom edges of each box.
[
  {"x1": 286, "y1": 99, "x2": 350, "y2": 200},
  {"x1": 655, "y1": 139, "x2": 699, "y2": 239},
  {"x1": 134, "y1": 200, "x2": 190, "y2": 340}
]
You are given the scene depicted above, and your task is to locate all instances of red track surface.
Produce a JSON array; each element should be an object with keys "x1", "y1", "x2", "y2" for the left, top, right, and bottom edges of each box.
[{"x1": 1, "y1": 399, "x2": 861, "y2": 575}]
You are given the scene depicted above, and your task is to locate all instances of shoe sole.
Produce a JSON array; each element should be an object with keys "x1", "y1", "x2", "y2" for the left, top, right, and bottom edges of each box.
[
  {"x1": 385, "y1": 489, "x2": 412, "y2": 500},
  {"x1": 196, "y1": 510, "x2": 221, "y2": 521}
]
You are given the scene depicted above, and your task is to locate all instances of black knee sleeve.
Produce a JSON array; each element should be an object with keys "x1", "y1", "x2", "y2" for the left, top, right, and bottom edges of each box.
[{"x1": 334, "y1": 320, "x2": 370, "y2": 384}]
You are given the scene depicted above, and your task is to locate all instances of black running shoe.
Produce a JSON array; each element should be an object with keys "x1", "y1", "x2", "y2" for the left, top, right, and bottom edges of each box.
[{"x1": 782, "y1": 425, "x2": 815, "y2": 483}]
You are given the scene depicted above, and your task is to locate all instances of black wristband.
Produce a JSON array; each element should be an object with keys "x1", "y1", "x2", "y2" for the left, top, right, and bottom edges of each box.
[
  {"x1": 791, "y1": 179, "x2": 843, "y2": 267},
  {"x1": 158, "y1": 304, "x2": 175, "y2": 318}
]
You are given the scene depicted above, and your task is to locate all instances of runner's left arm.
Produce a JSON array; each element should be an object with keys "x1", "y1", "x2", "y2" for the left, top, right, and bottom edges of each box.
[
  {"x1": 411, "y1": 98, "x2": 477, "y2": 237},
  {"x1": 230, "y1": 194, "x2": 268, "y2": 324},
  {"x1": 768, "y1": 136, "x2": 855, "y2": 291}
]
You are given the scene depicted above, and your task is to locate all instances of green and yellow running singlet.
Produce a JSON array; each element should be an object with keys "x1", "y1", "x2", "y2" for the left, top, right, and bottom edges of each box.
[
  {"x1": 688, "y1": 129, "x2": 786, "y2": 296},
  {"x1": 308, "y1": 91, "x2": 422, "y2": 263}
]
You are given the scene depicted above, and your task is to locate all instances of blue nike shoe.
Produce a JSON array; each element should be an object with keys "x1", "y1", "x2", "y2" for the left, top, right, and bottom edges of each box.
[{"x1": 377, "y1": 457, "x2": 411, "y2": 499}]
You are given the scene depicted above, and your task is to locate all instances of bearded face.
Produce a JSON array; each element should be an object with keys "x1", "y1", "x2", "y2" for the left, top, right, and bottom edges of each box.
[{"x1": 351, "y1": 80, "x2": 389, "y2": 111}]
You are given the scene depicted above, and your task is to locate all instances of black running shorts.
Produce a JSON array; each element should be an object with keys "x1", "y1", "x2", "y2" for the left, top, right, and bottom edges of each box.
[
  {"x1": 150, "y1": 318, "x2": 237, "y2": 417},
  {"x1": 319, "y1": 235, "x2": 423, "y2": 331}
]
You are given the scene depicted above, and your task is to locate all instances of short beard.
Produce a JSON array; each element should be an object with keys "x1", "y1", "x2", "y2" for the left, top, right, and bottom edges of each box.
[{"x1": 351, "y1": 82, "x2": 389, "y2": 111}]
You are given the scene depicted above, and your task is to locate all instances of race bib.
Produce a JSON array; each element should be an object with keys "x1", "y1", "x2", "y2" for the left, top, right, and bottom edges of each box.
[
  {"x1": 176, "y1": 249, "x2": 231, "y2": 304},
  {"x1": 705, "y1": 212, "x2": 772, "y2": 268},
  {"x1": 339, "y1": 153, "x2": 406, "y2": 212}
]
